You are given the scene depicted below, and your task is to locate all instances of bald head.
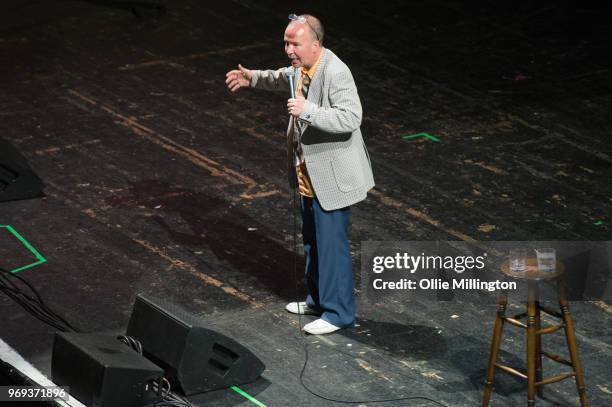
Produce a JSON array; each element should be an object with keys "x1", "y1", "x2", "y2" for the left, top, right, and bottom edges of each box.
[
  {"x1": 300, "y1": 14, "x2": 324, "y2": 44},
  {"x1": 284, "y1": 14, "x2": 325, "y2": 68}
]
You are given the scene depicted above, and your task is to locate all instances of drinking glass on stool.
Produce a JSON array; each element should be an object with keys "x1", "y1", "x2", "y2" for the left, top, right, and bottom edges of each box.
[
  {"x1": 509, "y1": 248, "x2": 527, "y2": 273},
  {"x1": 535, "y1": 248, "x2": 556, "y2": 273}
]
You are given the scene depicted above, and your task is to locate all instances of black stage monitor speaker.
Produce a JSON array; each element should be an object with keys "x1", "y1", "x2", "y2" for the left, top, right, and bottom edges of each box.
[
  {"x1": 126, "y1": 294, "x2": 265, "y2": 395},
  {"x1": 0, "y1": 138, "x2": 44, "y2": 202},
  {"x1": 51, "y1": 332, "x2": 164, "y2": 407}
]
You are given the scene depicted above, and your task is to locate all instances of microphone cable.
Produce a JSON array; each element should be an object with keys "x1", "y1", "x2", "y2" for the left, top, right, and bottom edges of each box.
[{"x1": 290, "y1": 190, "x2": 450, "y2": 406}]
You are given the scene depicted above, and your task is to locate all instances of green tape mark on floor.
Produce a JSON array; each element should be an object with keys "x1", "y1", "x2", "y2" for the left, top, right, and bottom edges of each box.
[
  {"x1": 0, "y1": 225, "x2": 47, "y2": 273},
  {"x1": 401, "y1": 132, "x2": 440, "y2": 142},
  {"x1": 593, "y1": 220, "x2": 603, "y2": 226},
  {"x1": 230, "y1": 386, "x2": 267, "y2": 407}
]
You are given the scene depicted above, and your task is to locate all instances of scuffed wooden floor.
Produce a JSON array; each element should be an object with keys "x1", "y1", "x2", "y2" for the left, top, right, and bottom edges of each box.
[{"x1": 1, "y1": 1, "x2": 611, "y2": 406}]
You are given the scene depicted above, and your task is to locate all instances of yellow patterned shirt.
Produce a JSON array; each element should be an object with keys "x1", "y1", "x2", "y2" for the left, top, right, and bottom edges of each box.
[{"x1": 295, "y1": 51, "x2": 323, "y2": 198}]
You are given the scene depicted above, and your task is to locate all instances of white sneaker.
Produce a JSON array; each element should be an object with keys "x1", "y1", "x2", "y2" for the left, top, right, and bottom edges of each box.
[
  {"x1": 303, "y1": 318, "x2": 341, "y2": 335},
  {"x1": 285, "y1": 302, "x2": 320, "y2": 315}
]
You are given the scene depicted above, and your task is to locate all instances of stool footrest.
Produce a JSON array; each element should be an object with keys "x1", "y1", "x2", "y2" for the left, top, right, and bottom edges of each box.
[
  {"x1": 494, "y1": 363, "x2": 527, "y2": 380},
  {"x1": 536, "y1": 324, "x2": 564, "y2": 335},
  {"x1": 536, "y1": 372, "x2": 575, "y2": 386},
  {"x1": 503, "y1": 316, "x2": 527, "y2": 329},
  {"x1": 542, "y1": 351, "x2": 573, "y2": 367},
  {"x1": 540, "y1": 305, "x2": 563, "y2": 319}
]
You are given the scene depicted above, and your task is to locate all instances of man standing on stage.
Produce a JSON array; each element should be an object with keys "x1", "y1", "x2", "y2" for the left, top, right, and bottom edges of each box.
[{"x1": 225, "y1": 14, "x2": 374, "y2": 334}]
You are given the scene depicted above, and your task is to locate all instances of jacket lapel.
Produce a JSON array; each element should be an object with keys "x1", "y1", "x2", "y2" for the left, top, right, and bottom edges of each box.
[
  {"x1": 297, "y1": 48, "x2": 330, "y2": 135},
  {"x1": 306, "y1": 48, "x2": 329, "y2": 107}
]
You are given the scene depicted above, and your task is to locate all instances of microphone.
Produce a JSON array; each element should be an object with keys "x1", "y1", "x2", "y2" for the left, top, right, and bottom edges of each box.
[{"x1": 285, "y1": 67, "x2": 296, "y2": 98}]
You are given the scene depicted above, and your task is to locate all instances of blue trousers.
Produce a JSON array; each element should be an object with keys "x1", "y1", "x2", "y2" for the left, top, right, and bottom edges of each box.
[{"x1": 300, "y1": 196, "x2": 355, "y2": 327}]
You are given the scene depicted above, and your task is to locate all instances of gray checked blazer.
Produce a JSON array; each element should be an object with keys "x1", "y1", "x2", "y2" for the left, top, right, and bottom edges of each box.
[{"x1": 250, "y1": 48, "x2": 374, "y2": 211}]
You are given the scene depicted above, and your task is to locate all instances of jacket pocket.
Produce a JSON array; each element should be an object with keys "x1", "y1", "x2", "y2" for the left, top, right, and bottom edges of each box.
[{"x1": 331, "y1": 147, "x2": 365, "y2": 192}]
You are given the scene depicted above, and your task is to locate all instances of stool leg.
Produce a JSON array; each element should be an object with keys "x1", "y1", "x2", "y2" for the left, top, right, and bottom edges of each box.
[
  {"x1": 558, "y1": 282, "x2": 588, "y2": 406},
  {"x1": 483, "y1": 294, "x2": 507, "y2": 407},
  {"x1": 527, "y1": 283, "x2": 537, "y2": 407},
  {"x1": 535, "y1": 298, "x2": 543, "y2": 398}
]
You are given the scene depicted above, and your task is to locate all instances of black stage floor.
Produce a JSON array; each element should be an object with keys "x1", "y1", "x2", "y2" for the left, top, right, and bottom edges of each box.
[{"x1": 1, "y1": 1, "x2": 611, "y2": 406}]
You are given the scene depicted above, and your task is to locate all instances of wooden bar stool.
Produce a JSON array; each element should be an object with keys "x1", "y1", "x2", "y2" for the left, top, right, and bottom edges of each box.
[{"x1": 482, "y1": 259, "x2": 588, "y2": 406}]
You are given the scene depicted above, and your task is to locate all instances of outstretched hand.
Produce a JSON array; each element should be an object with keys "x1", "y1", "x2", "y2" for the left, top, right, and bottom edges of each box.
[{"x1": 225, "y1": 64, "x2": 252, "y2": 92}]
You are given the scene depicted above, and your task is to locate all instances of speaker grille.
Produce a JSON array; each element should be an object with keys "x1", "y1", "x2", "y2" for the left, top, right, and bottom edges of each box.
[
  {"x1": 51, "y1": 333, "x2": 163, "y2": 407},
  {"x1": 126, "y1": 294, "x2": 265, "y2": 395}
]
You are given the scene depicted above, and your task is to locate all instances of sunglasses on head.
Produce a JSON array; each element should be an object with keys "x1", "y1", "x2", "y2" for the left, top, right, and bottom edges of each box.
[{"x1": 288, "y1": 14, "x2": 320, "y2": 41}]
